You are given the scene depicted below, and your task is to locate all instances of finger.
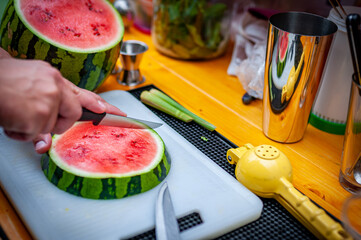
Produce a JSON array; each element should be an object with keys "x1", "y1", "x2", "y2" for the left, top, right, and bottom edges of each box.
[
  {"x1": 33, "y1": 133, "x2": 52, "y2": 154},
  {"x1": 37, "y1": 99, "x2": 59, "y2": 134},
  {"x1": 34, "y1": 68, "x2": 62, "y2": 134},
  {"x1": 102, "y1": 100, "x2": 127, "y2": 116},
  {"x1": 52, "y1": 78, "x2": 81, "y2": 134},
  {"x1": 4, "y1": 130, "x2": 33, "y2": 141},
  {"x1": 77, "y1": 89, "x2": 107, "y2": 113},
  {"x1": 64, "y1": 80, "x2": 105, "y2": 112},
  {"x1": 40, "y1": 109, "x2": 58, "y2": 134},
  {"x1": 66, "y1": 80, "x2": 126, "y2": 116}
]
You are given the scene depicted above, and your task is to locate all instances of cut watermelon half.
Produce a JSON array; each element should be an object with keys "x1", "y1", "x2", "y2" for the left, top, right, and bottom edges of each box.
[
  {"x1": 0, "y1": 0, "x2": 124, "y2": 91},
  {"x1": 41, "y1": 122, "x2": 170, "y2": 199},
  {"x1": 17, "y1": 0, "x2": 123, "y2": 53}
]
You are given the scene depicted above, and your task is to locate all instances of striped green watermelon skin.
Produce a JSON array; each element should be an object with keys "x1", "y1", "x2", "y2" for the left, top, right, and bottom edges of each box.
[
  {"x1": 0, "y1": 0, "x2": 122, "y2": 91},
  {"x1": 41, "y1": 149, "x2": 171, "y2": 199}
]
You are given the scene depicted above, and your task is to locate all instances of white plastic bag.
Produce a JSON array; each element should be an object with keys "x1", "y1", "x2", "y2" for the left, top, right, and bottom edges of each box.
[{"x1": 228, "y1": 11, "x2": 268, "y2": 99}]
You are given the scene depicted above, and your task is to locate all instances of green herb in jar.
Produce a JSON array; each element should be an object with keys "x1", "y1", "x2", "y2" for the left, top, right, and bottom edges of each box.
[{"x1": 153, "y1": 0, "x2": 230, "y2": 59}]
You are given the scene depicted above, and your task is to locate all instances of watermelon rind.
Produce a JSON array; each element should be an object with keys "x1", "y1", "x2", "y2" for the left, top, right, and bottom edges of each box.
[
  {"x1": 41, "y1": 123, "x2": 170, "y2": 200},
  {"x1": 0, "y1": 0, "x2": 124, "y2": 91}
]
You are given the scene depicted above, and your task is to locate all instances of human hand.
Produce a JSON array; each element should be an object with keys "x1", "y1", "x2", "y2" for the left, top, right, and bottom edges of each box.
[
  {"x1": 0, "y1": 55, "x2": 125, "y2": 153},
  {"x1": 33, "y1": 84, "x2": 125, "y2": 154}
]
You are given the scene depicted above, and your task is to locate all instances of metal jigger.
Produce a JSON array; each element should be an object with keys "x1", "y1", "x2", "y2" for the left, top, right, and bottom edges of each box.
[{"x1": 116, "y1": 40, "x2": 148, "y2": 86}]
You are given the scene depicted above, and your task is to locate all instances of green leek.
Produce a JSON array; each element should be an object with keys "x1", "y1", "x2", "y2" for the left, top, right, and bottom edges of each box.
[
  {"x1": 149, "y1": 89, "x2": 216, "y2": 131},
  {"x1": 140, "y1": 91, "x2": 193, "y2": 123}
]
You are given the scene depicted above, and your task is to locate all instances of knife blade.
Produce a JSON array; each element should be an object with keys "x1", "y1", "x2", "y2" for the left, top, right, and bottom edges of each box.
[
  {"x1": 79, "y1": 108, "x2": 162, "y2": 129},
  {"x1": 155, "y1": 182, "x2": 181, "y2": 240}
]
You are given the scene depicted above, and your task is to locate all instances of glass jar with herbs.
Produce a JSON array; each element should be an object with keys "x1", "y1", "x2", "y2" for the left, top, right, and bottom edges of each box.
[{"x1": 152, "y1": 0, "x2": 234, "y2": 60}]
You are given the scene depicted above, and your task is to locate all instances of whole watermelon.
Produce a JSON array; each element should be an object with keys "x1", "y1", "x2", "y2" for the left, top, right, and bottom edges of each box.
[{"x1": 0, "y1": 0, "x2": 124, "y2": 91}]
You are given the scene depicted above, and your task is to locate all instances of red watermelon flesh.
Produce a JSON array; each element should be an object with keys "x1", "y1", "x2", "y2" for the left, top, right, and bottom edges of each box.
[
  {"x1": 53, "y1": 122, "x2": 159, "y2": 174},
  {"x1": 20, "y1": 0, "x2": 121, "y2": 49}
]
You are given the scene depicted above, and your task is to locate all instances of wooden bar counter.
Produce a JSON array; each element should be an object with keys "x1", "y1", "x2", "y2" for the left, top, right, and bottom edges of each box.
[{"x1": 0, "y1": 27, "x2": 353, "y2": 239}]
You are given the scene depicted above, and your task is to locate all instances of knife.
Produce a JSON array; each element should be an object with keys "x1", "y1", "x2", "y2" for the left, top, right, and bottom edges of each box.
[
  {"x1": 346, "y1": 13, "x2": 361, "y2": 83},
  {"x1": 155, "y1": 182, "x2": 181, "y2": 240},
  {"x1": 79, "y1": 108, "x2": 163, "y2": 129}
]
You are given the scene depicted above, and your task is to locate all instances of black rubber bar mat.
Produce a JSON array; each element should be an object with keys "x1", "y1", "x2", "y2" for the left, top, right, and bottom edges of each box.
[{"x1": 128, "y1": 85, "x2": 317, "y2": 240}]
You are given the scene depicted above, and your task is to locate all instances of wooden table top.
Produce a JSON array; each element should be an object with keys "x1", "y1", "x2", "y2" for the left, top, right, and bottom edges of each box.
[{"x1": 0, "y1": 27, "x2": 353, "y2": 239}]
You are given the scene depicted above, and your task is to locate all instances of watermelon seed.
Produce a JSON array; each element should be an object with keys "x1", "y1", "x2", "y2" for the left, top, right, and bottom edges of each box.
[
  {"x1": 85, "y1": 0, "x2": 102, "y2": 13},
  {"x1": 125, "y1": 155, "x2": 134, "y2": 161},
  {"x1": 103, "y1": 157, "x2": 118, "y2": 165},
  {"x1": 39, "y1": 8, "x2": 55, "y2": 22},
  {"x1": 73, "y1": 145, "x2": 90, "y2": 157},
  {"x1": 94, "y1": 8, "x2": 103, "y2": 13},
  {"x1": 28, "y1": 5, "x2": 55, "y2": 21},
  {"x1": 130, "y1": 140, "x2": 147, "y2": 149},
  {"x1": 111, "y1": 131, "x2": 125, "y2": 138},
  {"x1": 28, "y1": 5, "x2": 41, "y2": 15},
  {"x1": 62, "y1": 26, "x2": 81, "y2": 37},
  {"x1": 90, "y1": 23, "x2": 106, "y2": 36},
  {"x1": 111, "y1": 159, "x2": 118, "y2": 165},
  {"x1": 85, "y1": 0, "x2": 94, "y2": 10},
  {"x1": 85, "y1": 0, "x2": 104, "y2": 13},
  {"x1": 81, "y1": 134, "x2": 100, "y2": 139}
]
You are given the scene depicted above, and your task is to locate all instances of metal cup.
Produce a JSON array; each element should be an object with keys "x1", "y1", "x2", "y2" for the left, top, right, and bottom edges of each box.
[
  {"x1": 116, "y1": 40, "x2": 148, "y2": 86},
  {"x1": 263, "y1": 12, "x2": 338, "y2": 143},
  {"x1": 339, "y1": 75, "x2": 361, "y2": 194}
]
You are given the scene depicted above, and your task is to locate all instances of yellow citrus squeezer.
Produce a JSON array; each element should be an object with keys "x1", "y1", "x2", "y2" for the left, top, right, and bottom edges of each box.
[{"x1": 227, "y1": 144, "x2": 352, "y2": 240}]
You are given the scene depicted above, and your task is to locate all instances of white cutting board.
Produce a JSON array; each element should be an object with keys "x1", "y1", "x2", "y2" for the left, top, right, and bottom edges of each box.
[{"x1": 0, "y1": 90, "x2": 262, "y2": 240}]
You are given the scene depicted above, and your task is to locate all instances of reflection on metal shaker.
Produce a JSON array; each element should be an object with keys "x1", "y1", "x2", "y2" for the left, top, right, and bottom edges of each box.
[{"x1": 263, "y1": 12, "x2": 338, "y2": 143}]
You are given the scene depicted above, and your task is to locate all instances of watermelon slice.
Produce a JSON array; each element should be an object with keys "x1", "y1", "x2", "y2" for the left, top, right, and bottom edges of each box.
[
  {"x1": 41, "y1": 122, "x2": 170, "y2": 199},
  {"x1": 0, "y1": 0, "x2": 123, "y2": 91},
  {"x1": 276, "y1": 32, "x2": 289, "y2": 78}
]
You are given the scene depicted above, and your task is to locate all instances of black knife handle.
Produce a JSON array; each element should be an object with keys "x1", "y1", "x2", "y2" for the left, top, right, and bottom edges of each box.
[
  {"x1": 79, "y1": 108, "x2": 106, "y2": 125},
  {"x1": 346, "y1": 14, "x2": 361, "y2": 79}
]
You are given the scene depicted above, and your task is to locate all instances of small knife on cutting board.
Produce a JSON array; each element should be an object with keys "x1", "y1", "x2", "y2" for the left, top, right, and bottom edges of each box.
[
  {"x1": 79, "y1": 108, "x2": 163, "y2": 129},
  {"x1": 155, "y1": 182, "x2": 181, "y2": 240}
]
